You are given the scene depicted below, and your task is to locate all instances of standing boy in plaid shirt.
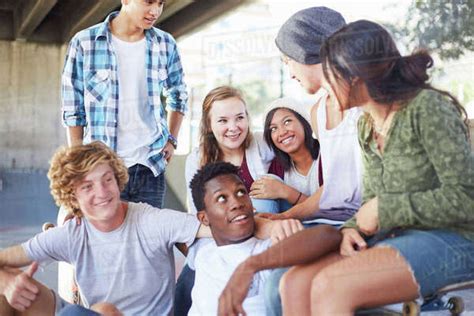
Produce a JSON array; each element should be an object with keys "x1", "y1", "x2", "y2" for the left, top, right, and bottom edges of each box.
[{"x1": 61, "y1": 0, "x2": 187, "y2": 208}]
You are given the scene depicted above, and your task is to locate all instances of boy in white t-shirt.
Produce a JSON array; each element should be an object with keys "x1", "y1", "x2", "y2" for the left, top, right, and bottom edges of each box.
[{"x1": 187, "y1": 162, "x2": 303, "y2": 316}]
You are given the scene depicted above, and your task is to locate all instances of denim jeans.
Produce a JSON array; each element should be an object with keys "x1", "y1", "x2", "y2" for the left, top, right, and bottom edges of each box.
[
  {"x1": 252, "y1": 197, "x2": 280, "y2": 214},
  {"x1": 174, "y1": 264, "x2": 195, "y2": 316},
  {"x1": 120, "y1": 164, "x2": 166, "y2": 208},
  {"x1": 57, "y1": 305, "x2": 100, "y2": 316},
  {"x1": 369, "y1": 229, "x2": 474, "y2": 297},
  {"x1": 264, "y1": 267, "x2": 289, "y2": 316}
]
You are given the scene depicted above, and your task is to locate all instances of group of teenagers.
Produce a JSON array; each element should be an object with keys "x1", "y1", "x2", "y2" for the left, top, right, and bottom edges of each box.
[{"x1": 1, "y1": 1, "x2": 473, "y2": 316}]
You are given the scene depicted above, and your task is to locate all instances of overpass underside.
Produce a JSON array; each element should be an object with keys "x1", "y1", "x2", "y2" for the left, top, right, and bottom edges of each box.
[{"x1": 0, "y1": 0, "x2": 248, "y2": 44}]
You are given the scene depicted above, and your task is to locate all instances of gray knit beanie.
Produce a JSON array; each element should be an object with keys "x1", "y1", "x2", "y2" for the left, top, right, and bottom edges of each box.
[{"x1": 275, "y1": 7, "x2": 346, "y2": 65}]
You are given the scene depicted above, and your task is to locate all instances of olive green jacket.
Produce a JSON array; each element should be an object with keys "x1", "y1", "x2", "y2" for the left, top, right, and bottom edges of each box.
[{"x1": 343, "y1": 90, "x2": 474, "y2": 242}]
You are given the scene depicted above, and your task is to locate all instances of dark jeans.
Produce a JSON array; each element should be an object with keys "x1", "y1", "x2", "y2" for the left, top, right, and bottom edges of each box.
[
  {"x1": 58, "y1": 305, "x2": 100, "y2": 316},
  {"x1": 120, "y1": 164, "x2": 166, "y2": 208},
  {"x1": 174, "y1": 264, "x2": 195, "y2": 316}
]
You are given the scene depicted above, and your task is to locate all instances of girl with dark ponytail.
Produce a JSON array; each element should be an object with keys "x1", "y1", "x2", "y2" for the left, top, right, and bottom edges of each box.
[{"x1": 279, "y1": 20, "x2": 474, "y2": 315}]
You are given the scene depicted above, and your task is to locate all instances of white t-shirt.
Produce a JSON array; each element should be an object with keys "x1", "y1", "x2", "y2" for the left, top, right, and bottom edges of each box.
[
  {"x1": 112, "y1": 35, "x2": 159, "y2": 169},
  {"x1": 284, "y1": 159, "x2": 319, "y2": 197},
  {"x1": 188, "y1": 237, "x2": 272, "y2": 316},
  {"x1": 23, "y1": 202, "x2": 201, "y2": 315},
  {"x1": 314, "y1": 88, "x2": 363, "y2": 222}
]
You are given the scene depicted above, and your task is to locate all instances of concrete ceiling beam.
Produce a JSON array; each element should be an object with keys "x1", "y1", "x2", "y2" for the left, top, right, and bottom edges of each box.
[
  {"x1": 0, "y1": 11, "x2": 14, "y2": 40},
  {"x1": 61, "y1": 0, "x2": 120, "y2": 42},
  {"x1": 158, "y1": 0, "x2": 194, "y2": 22},
  {"x1": 158, "y1": 0, "x2": 249, "y2": 39},
  {"x1": 15, "y1": 0, "x2": 58, "y2": 40},
  {"x1": 0, "y1": 0, "x2": 16, "y2": 11}
]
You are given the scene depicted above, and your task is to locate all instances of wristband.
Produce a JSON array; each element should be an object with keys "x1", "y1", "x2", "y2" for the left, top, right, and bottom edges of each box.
[{"x1": 167, "y1": 134, "x2": 178, "y2": 149}]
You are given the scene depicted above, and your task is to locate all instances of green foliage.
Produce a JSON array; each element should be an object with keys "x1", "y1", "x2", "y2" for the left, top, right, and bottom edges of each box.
[
  {"x1": 388, "y1": 0, "x2": 474, "y2": 60},
  {"x1": 235, "y1": 80, "x2": 277, "y2": 116}
]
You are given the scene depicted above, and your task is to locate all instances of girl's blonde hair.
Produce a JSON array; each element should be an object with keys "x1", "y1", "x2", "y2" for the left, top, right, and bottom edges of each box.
[
  {"x1": 48, "y1": 141, "x2": 129, "y2": 216},
  {"x1": 199, "y1": 86, "x2": 253, "y2": 166}
]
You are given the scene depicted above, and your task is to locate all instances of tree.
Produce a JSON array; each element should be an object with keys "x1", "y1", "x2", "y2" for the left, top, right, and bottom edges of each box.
[{"x1": 387, "y1": 0, "x2": 473, "y2": 60}]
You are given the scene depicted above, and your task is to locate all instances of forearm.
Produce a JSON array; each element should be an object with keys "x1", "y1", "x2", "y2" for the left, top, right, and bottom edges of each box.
[
  {"x1": 0, "y1": 245, "x2": 32, "y2": 294},
  {"x1": 167, "y1": 111, "x2": 184, "y2": 138},
  {"x1": 244, "y1": 225, "x2": 341, "y2": 272},
  {"x1": 67, "y1": 126, "x2": 84, "y2": 147},
  {"x1": 282, "y1": 185, "x2": 307, "y2": 205},
  {"x1": 0, "y1": 269, "x2": 13, "y2": 295},
  {"x1": 281, "y1": 186, "x2": 322, "y2": 220},
  {"x1": 0, "y1": 246, "x2": 31, "y2": 269}
]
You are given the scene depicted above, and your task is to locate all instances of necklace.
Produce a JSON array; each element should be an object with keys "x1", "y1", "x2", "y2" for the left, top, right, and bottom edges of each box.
[{"x1": 373, "y1": 106, "x2": 394, "y2": 138}]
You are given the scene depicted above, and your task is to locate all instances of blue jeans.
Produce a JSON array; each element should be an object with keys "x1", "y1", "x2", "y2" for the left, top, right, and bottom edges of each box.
[
  {"x1": 120, "y1": 164, "x2": 166, "y2": 208},
  {"x1": 174, "y1": 264, "x2": 195, "y2": 316},
  {"x1": 264, "y1": 267, "x2": 289, "y2": 316},
  {"x1": 58, "y1": 305, "x2": 100, "y2": 316},
  {"x1": 368, "y1": 229, "x2": 474, "y2": 297},
  {"x1": 252, "y1": 197, "x2": 280, "y2": 214}
]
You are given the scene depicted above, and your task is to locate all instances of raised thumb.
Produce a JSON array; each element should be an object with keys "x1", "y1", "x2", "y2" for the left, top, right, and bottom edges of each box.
[{"x1": 26, "y1": 261, "x2": 39, "y2": 278}]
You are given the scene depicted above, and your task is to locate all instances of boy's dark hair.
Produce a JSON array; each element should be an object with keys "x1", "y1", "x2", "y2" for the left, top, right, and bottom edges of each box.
[{"x1": 190, "y1": 162, "x2": 240, "y2": 211}]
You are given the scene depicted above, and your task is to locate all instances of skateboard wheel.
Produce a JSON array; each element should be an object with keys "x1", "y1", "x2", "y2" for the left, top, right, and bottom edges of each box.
[
  {"x1": 447, "y1": 296, "x2": 464, "y2": 315},
  {"x1": 402, "y1": 301, "x2": 420, "y2": 316}
]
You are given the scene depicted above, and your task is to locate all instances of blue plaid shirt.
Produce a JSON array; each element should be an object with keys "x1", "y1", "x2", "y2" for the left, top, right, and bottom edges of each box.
[{"x1": 61, "y1": 12, "x2": 188, "y2": 176}]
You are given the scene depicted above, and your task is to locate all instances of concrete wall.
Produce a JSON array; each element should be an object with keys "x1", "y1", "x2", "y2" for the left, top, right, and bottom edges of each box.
[
  {"x1": 0, "y1": 169, "x2": 57, "y2": 226},
  {"x1": 0, "y1": 40, "x2": 67, "y2": 170}
]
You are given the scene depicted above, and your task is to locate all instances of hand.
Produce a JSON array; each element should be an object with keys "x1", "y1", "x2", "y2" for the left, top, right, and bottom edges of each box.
[
  {"x1": 340, "y1": 228, "x2": 367, "y2": 257},
  {"x1": 255, "y1": 212, "x2": 287, "y2": 220},
  {"x1": 162, "y1": 142, "x2": 175, "y2": 163},
  {"x1": 218, "y1": 261, "x2": 255, "y2": 316},
  {"x1": 4, "y1": 262, "x2": 40, "y2": 312},
  {"x1": 355, "y1": 197, "x2": 379, "y2": 236},
  {"x1": 269, "y1": 219, "x2": 304, "y2": 244},
  {"x1": 249, "y1": 176, "x2": 285, "y2": 200}
]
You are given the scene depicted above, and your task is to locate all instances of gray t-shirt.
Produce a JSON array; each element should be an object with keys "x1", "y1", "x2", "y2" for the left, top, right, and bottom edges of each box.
[{"x1": 22, "y1": 202, "x2": 201, "y2": 315}]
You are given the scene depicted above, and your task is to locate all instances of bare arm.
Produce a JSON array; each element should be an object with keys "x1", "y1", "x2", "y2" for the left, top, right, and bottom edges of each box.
[
  {"x1": 66, "y1": 126, "x2": 84, "y2": 147},
  {"x1": 280, "y1": 186, "x2": 323, "y2": 220},
  {"x1": 0, "y1": 245, "x2": 32, "y2": 269},
  {"x1": 218, "y1": 225, "x2": 342, "y2": 315},
  {"x1": 195, "y1": 217, "x2": 304, "y2": 243},
  {"x1": 245, "y1": 225, "x2": 339, "y2": 270},
  {"x1": 167, "y1": 110, "x2": 184, "y2": 139},
  {"x1": 260, "y1": 186, "x2": 323, "y2": 221}
]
